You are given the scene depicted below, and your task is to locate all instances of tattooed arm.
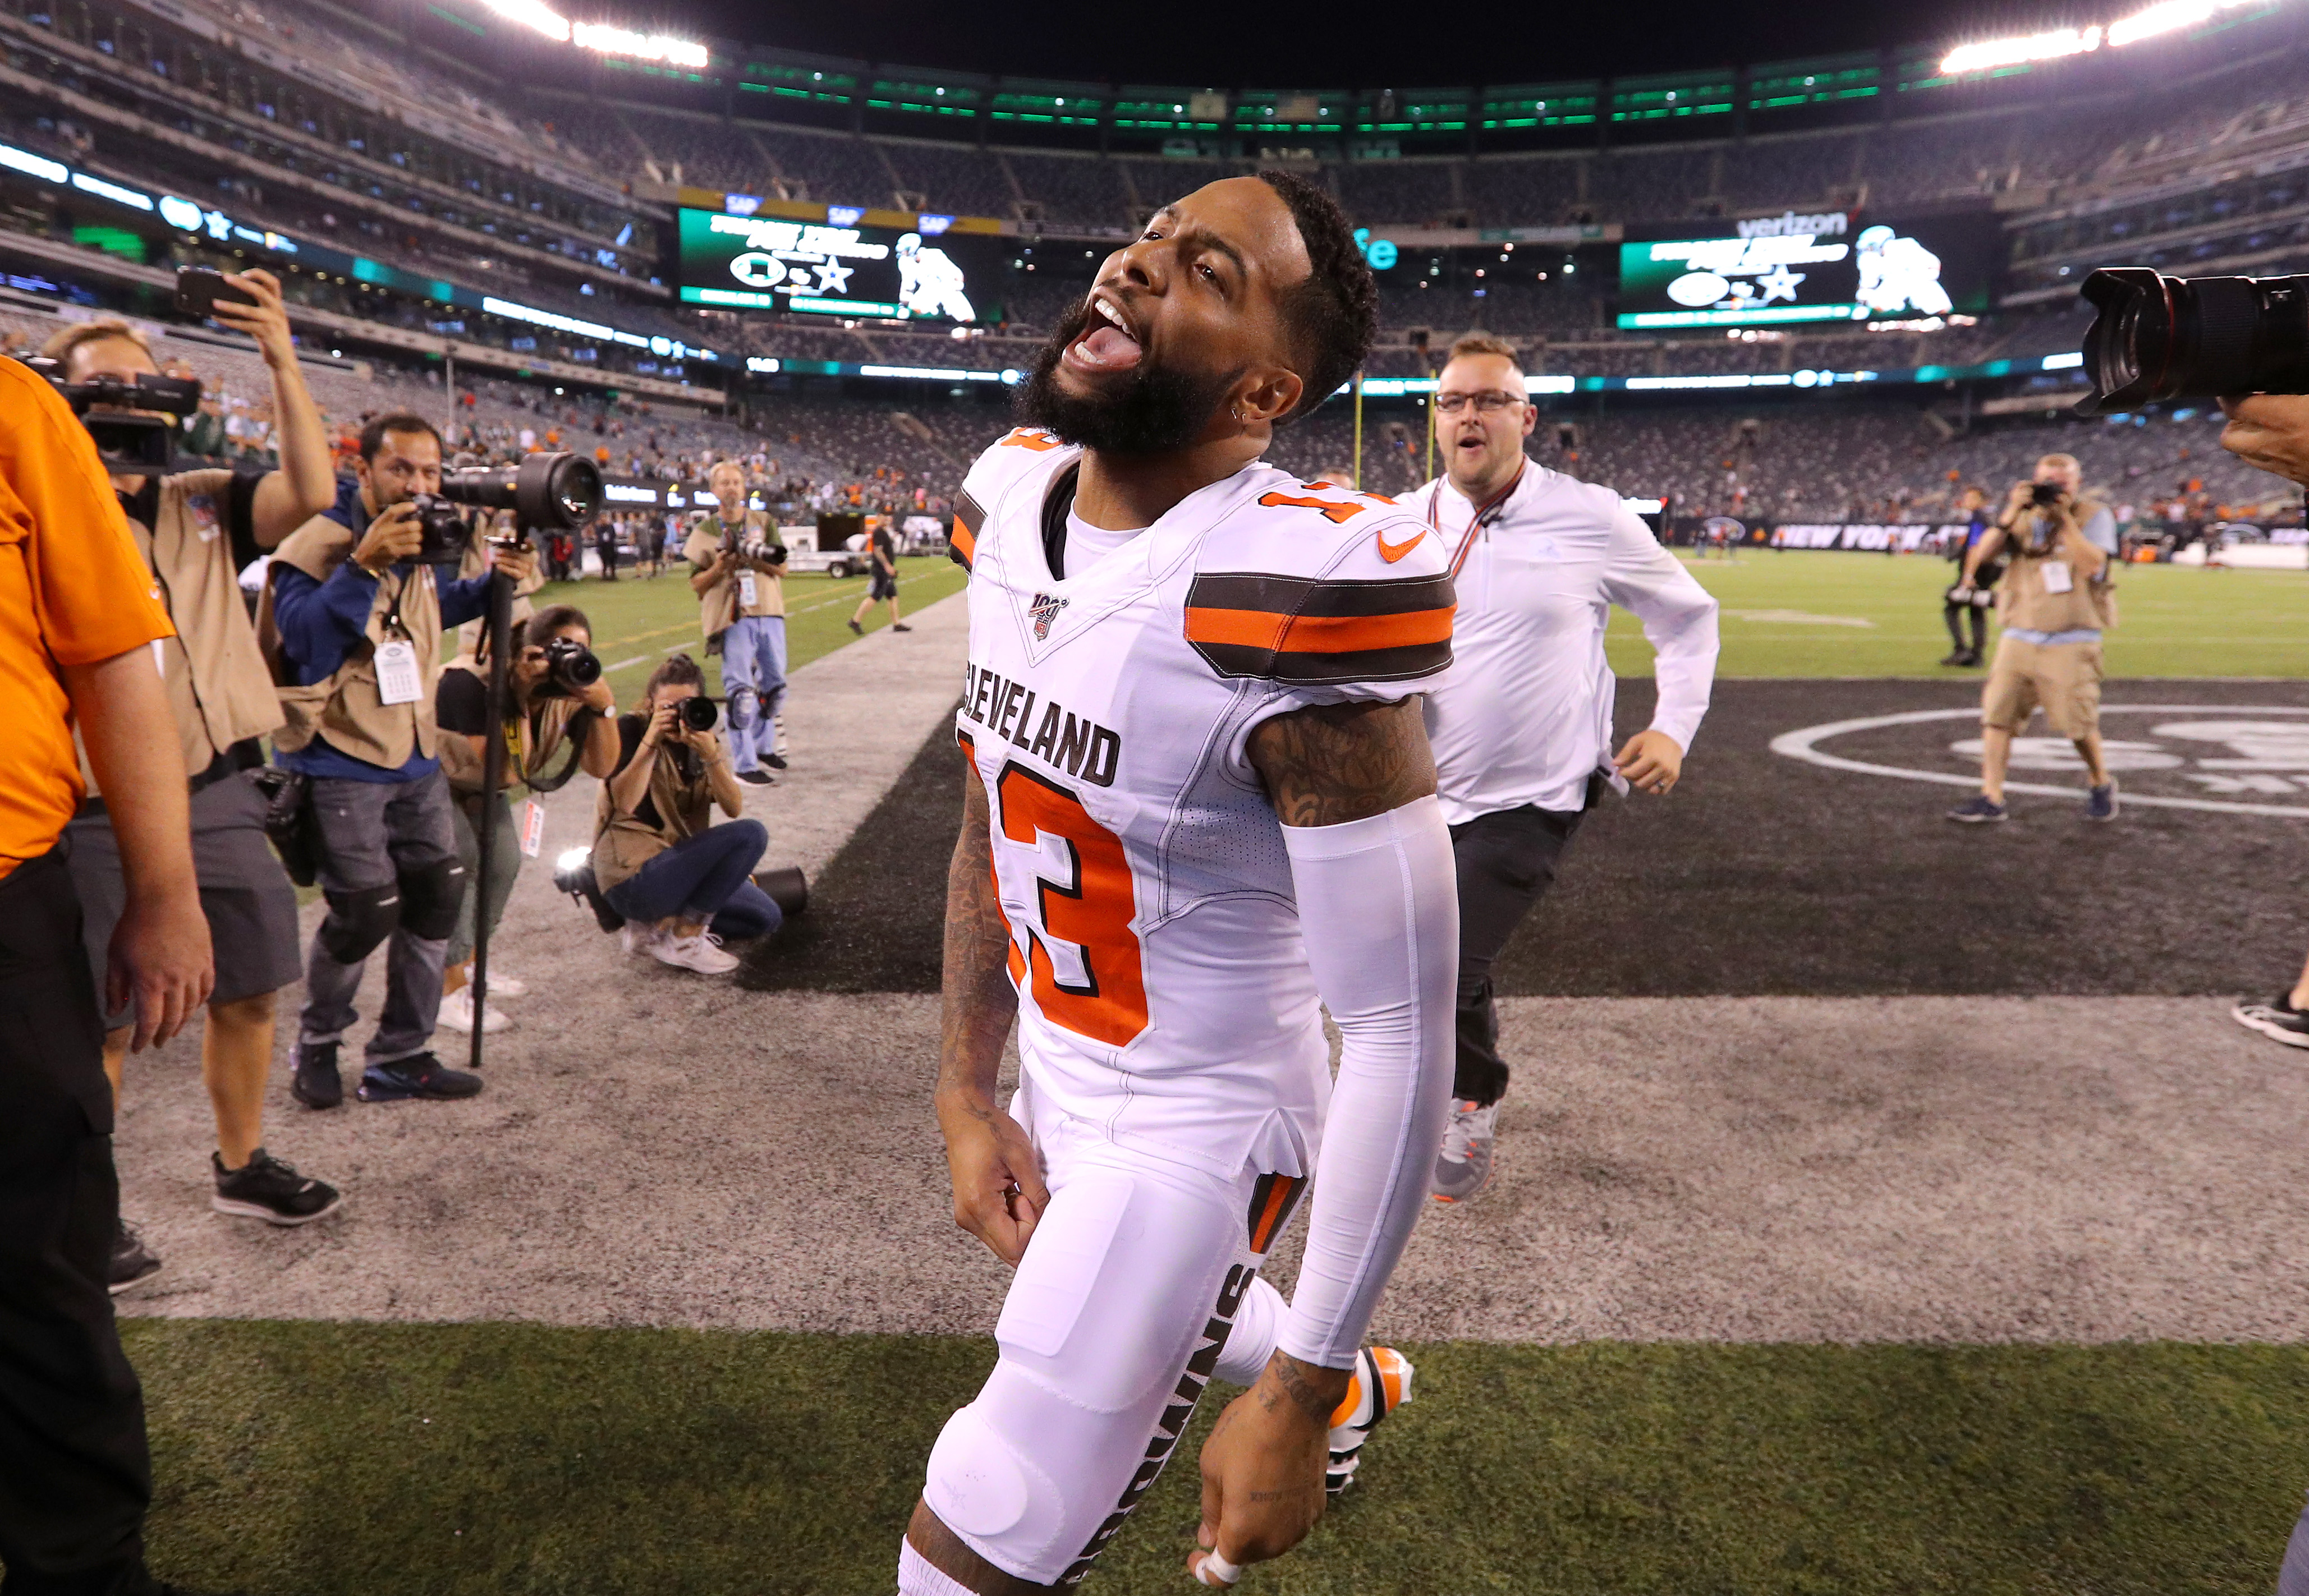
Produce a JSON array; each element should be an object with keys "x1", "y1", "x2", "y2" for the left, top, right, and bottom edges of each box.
[
  {"x1": 1191, "y1": 695, "x2": 1458, "y2": 1583},
  {"x1": 1245, "y1": 696, "x2": 1436, "y2": 825},
  {"x1": 934, "y1": 769, "x2": 1045, "y2": 1266}
]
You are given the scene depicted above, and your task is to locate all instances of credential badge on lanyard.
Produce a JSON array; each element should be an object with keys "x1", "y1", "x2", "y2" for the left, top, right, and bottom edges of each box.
[{"x1": 373, "y1": 572, "x2": 424, "y2": 705}]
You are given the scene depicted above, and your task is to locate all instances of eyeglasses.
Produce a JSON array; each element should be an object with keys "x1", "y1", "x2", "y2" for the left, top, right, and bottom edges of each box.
[{"x1": 1434, "y1": 390, "x2": 1526, "y2": 415}]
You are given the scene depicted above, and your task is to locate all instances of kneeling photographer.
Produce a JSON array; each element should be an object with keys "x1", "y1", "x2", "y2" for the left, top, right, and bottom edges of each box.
[
  {"x1": 257, "y1": 412, "x2": 535, "y2": 1107},
  {"x1": 595, "y1": 655, "x2": 781, "y2": 976},
  {"x1": 1945, "y1": 453, "x2": 2120, "y2": 824},
  {"x1": 434, "y1": 603, "x2": 620, "y2": 1034}
]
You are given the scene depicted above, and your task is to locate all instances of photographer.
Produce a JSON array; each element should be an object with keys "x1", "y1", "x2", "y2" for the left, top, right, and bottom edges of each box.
[
  {"x1": 684, "y1": 459, "x2": 788, "y2": 783},
  {"x1": 1945, "y1": 453, "x2": 2120, "y2": 824},
  {"x1": 433, "y1": 603, "x2": 619, "y2": 1034},
  {"x1": 1939, "y1": 485, "x2": 2000, "y2": 668},
  {"x1": 257, "y1": 412, "x2": 535, "y2": 1106},
  {"x1": 2214, "y1": 393, "x2": 2309, "y2": 1056},
  {"x1": 594, "y1": 654, "x2": 781, "y2": 976},
  {"x1": 42, "y1": 288, "x2": 348, "y2": 1258}
]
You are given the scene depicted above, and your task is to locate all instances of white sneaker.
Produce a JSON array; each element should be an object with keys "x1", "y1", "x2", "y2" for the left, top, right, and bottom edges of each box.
[
  {"x1": 480, "y1": 971, "x2": 528, "y2": 997},
  {"x1": 651, "y1": 931, "x2": 740, "y2": 974},
  {"x1": 619, "y1": 922, "x2": 665, "y2": 957},
  {"x1": 438, "y1": 987, "x2": 509, "y2": 1034}
]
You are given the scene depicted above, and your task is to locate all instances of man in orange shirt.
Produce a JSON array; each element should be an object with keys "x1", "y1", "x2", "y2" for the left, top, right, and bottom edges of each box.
[{"x1": 0, "y1": 357, "x2": 218, "y2": 1596}]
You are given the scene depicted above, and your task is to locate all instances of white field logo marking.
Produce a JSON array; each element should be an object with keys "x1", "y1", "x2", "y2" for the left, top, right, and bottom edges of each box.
[{"x1": 1770, "y1": 706, "x2": 2309, "y2": 818}]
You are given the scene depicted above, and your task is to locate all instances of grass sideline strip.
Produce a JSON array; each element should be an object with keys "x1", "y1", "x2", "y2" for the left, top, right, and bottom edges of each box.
[
  {"x1": 1612, "y1": 556, "x2": 2309, "y2": 679},
  {"x1": 126, "y1": 1321, "x2": 2308, "y2": 1595}
]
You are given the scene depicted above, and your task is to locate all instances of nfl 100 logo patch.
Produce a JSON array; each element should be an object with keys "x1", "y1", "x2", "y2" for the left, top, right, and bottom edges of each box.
[{"x1": 1028, "y1": 591, "x2": 1068, "y2": 641}]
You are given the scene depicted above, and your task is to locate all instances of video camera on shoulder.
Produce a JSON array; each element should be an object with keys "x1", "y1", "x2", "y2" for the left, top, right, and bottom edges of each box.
[
  {"x1": 20, "y1": 355, "x2": 200, "y2": 473},
  {"x1": 2077, "y1": 266, "x2": 2309, "y2": 412}
]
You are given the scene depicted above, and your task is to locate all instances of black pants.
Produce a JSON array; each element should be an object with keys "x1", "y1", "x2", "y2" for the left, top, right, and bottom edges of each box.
[
  {"x1": 1942, "y1": 597, "x2": 1987, "y2": 654},
  {"x1": 1449, "y1": 802, "x2": 1586, "y2": 1108},
  {"x1": 0, "y1": 848, "x2": 157, "y2": 1596}
]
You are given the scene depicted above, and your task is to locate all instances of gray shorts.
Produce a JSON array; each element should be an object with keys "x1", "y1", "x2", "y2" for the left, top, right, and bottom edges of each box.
[{"x1": 65, "y1": 770, "x2": 304, "y2": 1022}]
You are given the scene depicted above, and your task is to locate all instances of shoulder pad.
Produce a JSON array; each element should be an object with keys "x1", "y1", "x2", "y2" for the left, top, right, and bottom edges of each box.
[{"x1": 1187, "y1": 477, "x2": 1453, "y2": 686}]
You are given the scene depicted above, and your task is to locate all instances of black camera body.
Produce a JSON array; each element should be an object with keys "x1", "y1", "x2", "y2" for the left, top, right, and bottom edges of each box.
[
  {"x1": 2076, "y1": 265, "x2": 2309, "y2": 413},
  {"x1": 407, "y1": 493, "x2": 472, "y2": 563},
  {"x1": 2029, "y1": 481, "x2": 2065, "y2": 507},
  {"x1": 535, "y1": 636, "x2": 602, "y2": 700},
  {"x1": 19, "y1": 356, "x2": 200, "y2": 472}
]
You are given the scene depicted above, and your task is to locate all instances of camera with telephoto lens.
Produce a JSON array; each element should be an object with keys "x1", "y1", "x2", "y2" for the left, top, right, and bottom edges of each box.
[
  {"x1": 439, "y1": 452, "x2": 604, "y2": 532},
  {"x1": 19, "y1": 356, "x2": 200, "y2": 472},
  {"x1": 534, "y1": 635, "x2": 601, "y2": 699},
  {"x1": 2076, "y1": 266, "x2": 2309, "y2": 414},
  {"x1": 679, "y1": 696, "x2": 719, "y2": 733}
]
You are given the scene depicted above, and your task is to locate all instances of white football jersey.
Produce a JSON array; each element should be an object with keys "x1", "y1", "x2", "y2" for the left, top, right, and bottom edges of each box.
[{"x1": 951, "y1": 427, "x2": 1456, "y2": 1182}]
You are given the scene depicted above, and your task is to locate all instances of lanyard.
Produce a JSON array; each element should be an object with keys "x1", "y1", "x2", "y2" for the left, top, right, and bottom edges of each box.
[{"x1": 1427, "y1": 460, "x2": 1526, "y2": 579}]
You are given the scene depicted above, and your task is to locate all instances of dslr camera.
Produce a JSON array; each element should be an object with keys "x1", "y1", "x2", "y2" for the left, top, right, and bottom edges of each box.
[
  {"x1": 534, "y1": 635, "x2": 602, "y2": 700},
  {"x1": 2077, "y1": 266, "x2": 2309, "y2": 412},
  {"x1": 20, "y1": 356, "x2": 200, "y2": 472}
]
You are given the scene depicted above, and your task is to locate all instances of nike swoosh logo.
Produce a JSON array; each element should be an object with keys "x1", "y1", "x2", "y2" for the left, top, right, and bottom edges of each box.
[{"x1": 1376, "y1": 528, "x2": 1426, "y2": 564}]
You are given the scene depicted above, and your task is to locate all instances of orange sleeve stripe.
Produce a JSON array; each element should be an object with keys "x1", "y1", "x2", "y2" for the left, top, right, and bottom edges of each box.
[
  {"x1": 949, "y1": 518, "x2": 976, "y2": 563},
  {"x1": 1248, "y1": 1175, "x2": 1300, "y2": 1253},
  {"x1": 1183, "y1": 604, "x2": 1454, "y2": 655}
]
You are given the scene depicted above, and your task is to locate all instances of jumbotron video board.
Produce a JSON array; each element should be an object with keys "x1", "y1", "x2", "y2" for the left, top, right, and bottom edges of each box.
[
  {"x1": 1615, "y1": 210, "x2": 1998, "y2": 330},
  {"x1": 676, "y1": 206, "x2": 1006, "y2": 323}
]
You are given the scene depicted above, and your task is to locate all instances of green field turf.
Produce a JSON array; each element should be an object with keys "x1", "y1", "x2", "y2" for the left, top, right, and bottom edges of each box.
[
  {"x1": 1606, "y1": 554, "x2": 2308, "y2": 679},
  {"x1": 530, "y1": 553, "x2": 966, "y2": 705},
  {"x1": 125, "y1": 1321, "x2": 2307, "y2": 1595}
]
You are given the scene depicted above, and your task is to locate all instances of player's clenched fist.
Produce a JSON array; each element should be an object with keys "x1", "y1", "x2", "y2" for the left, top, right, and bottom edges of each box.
[
  {"x1": 937, "y1": 1098, "x2": 1048, "y2": 1265},
  {"x1": 1189, "y1": 1351, "x2": 1349, "y2": 1583}
]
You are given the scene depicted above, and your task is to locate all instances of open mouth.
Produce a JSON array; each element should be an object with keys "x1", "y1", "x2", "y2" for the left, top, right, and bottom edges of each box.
[{"x1": 1067, "y1": 293, "x2": 1144, "y2": 372}]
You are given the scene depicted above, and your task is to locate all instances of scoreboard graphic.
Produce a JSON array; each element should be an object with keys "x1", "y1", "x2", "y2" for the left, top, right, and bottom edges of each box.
[
  {"x1": 676, "y1": 207, "x2": 1006, "y2": 322},
  {"x1": 1616, "y1": 211, "x2": 1997, "y2": 330}
]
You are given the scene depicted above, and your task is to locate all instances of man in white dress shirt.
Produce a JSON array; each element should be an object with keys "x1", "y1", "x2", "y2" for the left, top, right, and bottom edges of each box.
[{"x1": 1403, "y1": 334, "x2": 1722, "y2": 1203}]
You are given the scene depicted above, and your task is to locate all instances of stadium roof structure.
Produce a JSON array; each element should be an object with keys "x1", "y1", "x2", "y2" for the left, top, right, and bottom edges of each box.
[{"x1": 406, "y1": 0, "x2": 2296, "y2": 157}]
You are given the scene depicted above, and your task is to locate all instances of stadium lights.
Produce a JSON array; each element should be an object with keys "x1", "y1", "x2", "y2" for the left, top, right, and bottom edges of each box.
[
  {"x1": 1940, "y1": 0, "x2": 2264, "y2": 73},
  {"x1": 472, "y1": 0, "x2": 708, "y2": 68}
]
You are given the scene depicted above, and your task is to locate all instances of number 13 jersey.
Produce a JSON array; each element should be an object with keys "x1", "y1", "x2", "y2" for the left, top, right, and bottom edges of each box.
[{"x1": 951, "y1": 429, "x2": 1456, "y2": 1183}]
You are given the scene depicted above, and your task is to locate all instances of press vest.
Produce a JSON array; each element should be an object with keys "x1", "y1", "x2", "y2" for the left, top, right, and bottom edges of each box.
[
  {"x1": 591, "y1": 733, "x2": 713, "y2": 892},
  {"x1": 1998, "y1": 496, "x2": 2118, "y2": 634},
  {"x1": 256, "y1": 514, "x2": 443, "y2": 769},
  {"x1": 435, "y1": 658, "x2": 588, "y2": 799},
  {"x1": 684, "y1": 511, "x2": 786, "y2": 637},
  {"x1": 81, "y1": 470, "x2": 283, "y2": 793}
]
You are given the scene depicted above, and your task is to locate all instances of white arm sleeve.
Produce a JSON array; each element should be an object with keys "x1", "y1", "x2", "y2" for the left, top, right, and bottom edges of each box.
[{"x1": 1275, "y1": 794, "x2": 1458, "y2": 1369}]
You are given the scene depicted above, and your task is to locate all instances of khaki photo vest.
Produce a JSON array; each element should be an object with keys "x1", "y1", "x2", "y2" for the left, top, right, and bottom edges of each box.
[
  {"x1": 684, "y1": 511, "x2": 786, "y2": 637},
  {"x1": 591, "y1": 734, "x2": 713, "y2": 893},
  {"x1": 435, "y1": 659, "x2": 589, "y2": 799},
  {"x1": 1998, "y1": 496, "x2": 2118, "y2": 634},
  {"x1": 80, "y1": 470, "x2": 285, "y2": 794},
  {"x1": 255, "y1": 513, "x2": 443, "y2": 770}
]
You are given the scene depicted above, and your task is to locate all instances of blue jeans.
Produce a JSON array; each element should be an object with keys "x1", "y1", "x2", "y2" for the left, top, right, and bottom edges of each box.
[
  {"x1": 2280, "y1": 1492, "x2": 2309, "y2": 1596},
  {"x1": 603, "y1": 820, "x2": 781, "y2": 941},
  {"x1": 721, "y1": 614, "x2": 788, "y2": 773}
]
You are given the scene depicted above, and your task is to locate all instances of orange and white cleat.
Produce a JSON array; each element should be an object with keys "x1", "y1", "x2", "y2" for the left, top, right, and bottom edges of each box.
[{"x1": 1324, "y1": 1345, "x2": 1413, "y2": 1497}]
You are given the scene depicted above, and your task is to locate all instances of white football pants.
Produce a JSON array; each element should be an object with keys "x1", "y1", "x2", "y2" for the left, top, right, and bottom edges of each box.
[{"x1": 904, "y1": 1084, "x2": 1300, "y2": 1589}]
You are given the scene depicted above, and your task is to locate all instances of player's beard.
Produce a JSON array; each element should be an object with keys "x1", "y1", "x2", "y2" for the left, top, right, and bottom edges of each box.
[{"x1": 1018, "y1": 296, "x2": 1238, "y2": 456}]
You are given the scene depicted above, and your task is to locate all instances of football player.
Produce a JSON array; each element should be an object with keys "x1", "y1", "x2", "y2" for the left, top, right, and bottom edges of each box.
[{"x1": 904, "y1": 172, "x2": 1458, "y2": 1594}]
